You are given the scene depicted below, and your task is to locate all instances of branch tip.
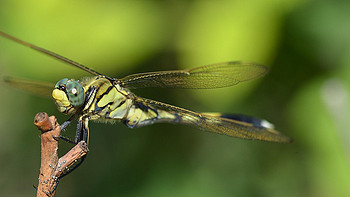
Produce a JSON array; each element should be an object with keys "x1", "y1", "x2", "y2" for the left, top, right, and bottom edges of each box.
[{"x1": 34, "y1": 112, "x2": 53, "y2": 132}]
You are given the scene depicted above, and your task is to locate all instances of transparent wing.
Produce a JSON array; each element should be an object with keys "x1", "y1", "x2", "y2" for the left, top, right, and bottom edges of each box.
[
  {"x1": 0, "y1": 31, "x2": 101, "y2": 76},
  {"x1": 2, "y1": 76, "x2": 54, "y2": 97},
  {"x1": 134, "y1": 97, "x2": 292, "y2": 143},
  {"x1": 121, "y1": 62, "x2": 269, "y2": 89}
]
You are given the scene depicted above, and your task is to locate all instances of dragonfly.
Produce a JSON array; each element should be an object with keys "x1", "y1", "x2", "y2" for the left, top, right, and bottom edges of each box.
[{"x1": 0, "y1": 31, "x2": 292, "y2": 144}]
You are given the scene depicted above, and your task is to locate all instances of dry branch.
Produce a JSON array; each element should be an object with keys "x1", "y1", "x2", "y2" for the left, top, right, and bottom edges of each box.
[{"x1": 34, "y1": 112, "x2": 89, "y2": 197}]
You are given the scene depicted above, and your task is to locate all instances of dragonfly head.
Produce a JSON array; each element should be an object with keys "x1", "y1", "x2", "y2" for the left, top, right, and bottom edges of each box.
[{"x1": 52, "y1": 78, "x2": 85, "y2": 114}]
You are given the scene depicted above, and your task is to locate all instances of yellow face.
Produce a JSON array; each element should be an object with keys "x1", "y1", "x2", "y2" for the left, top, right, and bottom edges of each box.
[{"x1": 52, "y1": 89, "x2": 76, "y2": 114}]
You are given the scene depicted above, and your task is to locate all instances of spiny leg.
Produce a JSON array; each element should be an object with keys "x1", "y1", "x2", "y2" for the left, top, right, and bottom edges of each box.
[
  {"x1": 53, "y1": 135, "x2": 75, "y2": 144},
  {"x1": 48, "y1": 116, "x2": 89, "y2": 185},
  {"x1": 82, "y1": 117, "x2": 90, "y2": 143},
  {"x1": 74, "y1": 116, "x2": 89, "y2": 143},
  {"x1": 74, "y1": 117, "x2": 83, "y2": 144},
  {"x1": 61, "y1": 114, "x2": 76, "y2": 130},
  {"x1": 53, "y1": 114, "x2": 76, "y2": 144},
  {"x1": 59, "y1": 117, "x2": 89, "y2": 178}
]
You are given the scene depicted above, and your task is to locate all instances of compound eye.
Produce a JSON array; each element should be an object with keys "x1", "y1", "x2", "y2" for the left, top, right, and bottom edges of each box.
[
  {"x1": 65, "y1": 81, "x2": 85, "y2": 107},
  {"x1": 55, "y1": 78, "x2": 69, "y2": 90}
]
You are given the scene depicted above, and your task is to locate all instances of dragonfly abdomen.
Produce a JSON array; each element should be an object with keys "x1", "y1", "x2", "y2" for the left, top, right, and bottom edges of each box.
[{"x1": 123, "y1": 99, "x2": 181, "y2": 128}]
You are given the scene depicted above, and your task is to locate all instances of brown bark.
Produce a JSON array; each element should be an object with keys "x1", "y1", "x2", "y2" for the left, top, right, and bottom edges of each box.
[{"x1": 34, "y1": 112, "x2": 89, "y2": 197}]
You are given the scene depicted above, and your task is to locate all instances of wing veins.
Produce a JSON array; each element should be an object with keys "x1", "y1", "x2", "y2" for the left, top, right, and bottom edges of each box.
[
  {"x1": 0, "y1": 31, "x2": 101, "y2": 76},
  {"x1": 2, "y1": 76, "x2": 54, "y2": 97},
  {"x1": 121, "y1": 62, "x2": 269, "y2": 89}
]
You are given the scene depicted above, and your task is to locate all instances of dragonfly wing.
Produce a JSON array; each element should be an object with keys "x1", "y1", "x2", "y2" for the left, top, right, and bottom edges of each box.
[
  {"x1": 3, "y1": 76, "x2": 54, "y2": 97},
  {"x1": 120, "y1": 62, "x2": 269, "y2": 89},
  {"x1": 131, "y1": 97, "x2": 292, "y2": 143},
  {"x1": 0, "y1": 31, "x2": 102, "y2": 76}
]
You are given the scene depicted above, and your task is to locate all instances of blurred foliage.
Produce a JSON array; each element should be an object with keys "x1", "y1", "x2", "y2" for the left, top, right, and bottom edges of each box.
[{"x1": 0, "y1": 0, "x2": 350, "y2": 197}]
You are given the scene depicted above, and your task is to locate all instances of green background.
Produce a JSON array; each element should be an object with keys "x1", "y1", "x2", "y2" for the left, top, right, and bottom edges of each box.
[{"x1": 1, "y1": 0, "x2": 350, "y2": 196}]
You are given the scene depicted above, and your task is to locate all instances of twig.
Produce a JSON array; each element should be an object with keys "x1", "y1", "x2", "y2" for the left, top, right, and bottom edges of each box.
[{"x1": 34, "y1": 112, "x2": 89, "y2": 197}]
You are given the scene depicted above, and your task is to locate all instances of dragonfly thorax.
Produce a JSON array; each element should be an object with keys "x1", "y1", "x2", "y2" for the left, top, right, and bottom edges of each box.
[{"x1": 52, "y1": 78, "x2": 85, "y2": 114}]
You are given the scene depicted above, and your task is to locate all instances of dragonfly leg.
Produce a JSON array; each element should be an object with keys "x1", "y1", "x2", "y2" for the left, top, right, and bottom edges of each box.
[
  {"x1": 53, "y1": 117, "x2": 89, "y2": 179},
  {"x1": 53, "y1": 117, "x2": 89, "y2": 183},
  {"x1": 60, "y1": 121, "x2": 71, "y2": 131},
  {"x1": 82, "y1": 117, "x2": 90, "y2": 143},
  {"x1": 74, "y1": 118, "x2": 83, "y2": 144},
  {"x1": 60, "y1": 114, "x2": 76, "y2": 130},
  {"x1": 50, "y1": 114, "x2": 77, "y2": 144},
  {"x1": 74, "y1": 116, "x2": 89, "y2": 143},
  {"x1": 53, "y1": 135, "x2": 75, "y2": 144}
]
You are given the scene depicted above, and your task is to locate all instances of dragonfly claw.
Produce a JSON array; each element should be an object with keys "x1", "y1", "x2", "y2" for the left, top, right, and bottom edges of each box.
[{"x1": 52, "y1": 135, "x2": 75, "y2": 144}]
